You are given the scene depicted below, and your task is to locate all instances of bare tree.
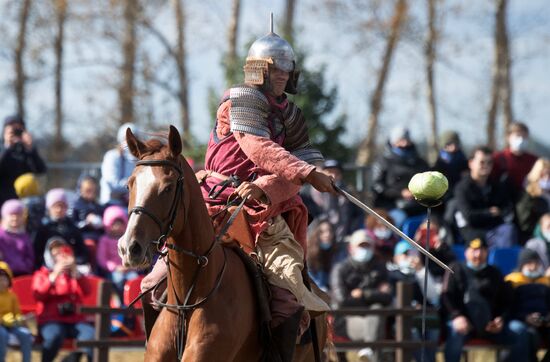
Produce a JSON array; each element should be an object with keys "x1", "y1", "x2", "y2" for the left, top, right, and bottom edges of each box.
[
  {"x1": 119, "y1": 0, "x2": 138, "y2": 126},
  {"x1": 14, "y1": 0, "x2": 33, "y2": 118},
  {"x1": 52, "y1": 0, "x2": 67, "y2": 161},
  {"x1": 283, "y1": 0, "x2": 296, "y2": 43},
  {"x1": 225, "y1": 0, "x2": 241, "y2": 86},
  {"x1": 487, "y1": 0, "x2": 513, "y2": 148},
  {"x1": 172, "y1": 0, "x2": 190, "y2": 142},
  {"x1": 356, "y1": 0, "x2": 408, "y2": 166},
  {"x1": 425, "y1": 0, "x2": 438, "y2": 164}
]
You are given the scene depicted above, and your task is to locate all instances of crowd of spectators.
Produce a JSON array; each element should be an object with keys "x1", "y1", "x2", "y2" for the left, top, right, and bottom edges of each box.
[{"x1": 1, "y1": 113, "x2": 550, "y2": 361}]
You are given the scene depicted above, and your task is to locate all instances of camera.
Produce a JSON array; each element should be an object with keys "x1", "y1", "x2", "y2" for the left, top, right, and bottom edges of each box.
[
  {"x1": 12, "y1": 128, "x2": 24, "y2": 137},
  {"x1": 57, "y1": 302, "x2": 76, "y2": 316}
]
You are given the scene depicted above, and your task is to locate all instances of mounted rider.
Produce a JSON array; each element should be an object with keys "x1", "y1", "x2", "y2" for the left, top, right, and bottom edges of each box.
[{"x1": 143, "y1": 17, "x2": 335, "y2": 361}]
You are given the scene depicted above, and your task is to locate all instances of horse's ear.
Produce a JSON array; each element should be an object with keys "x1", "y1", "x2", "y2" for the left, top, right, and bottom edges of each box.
[
  {"x1": 126, "y1": 127, "x2": 146, "y2": 158},
  {"x1": 168, "y1": 125, "x2": 182, "y2": 157}
]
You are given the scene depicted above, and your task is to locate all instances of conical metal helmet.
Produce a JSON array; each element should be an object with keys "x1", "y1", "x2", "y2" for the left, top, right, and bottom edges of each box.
[{"x1": 247, "y1": 31, "x2": 295, "y2": 73}]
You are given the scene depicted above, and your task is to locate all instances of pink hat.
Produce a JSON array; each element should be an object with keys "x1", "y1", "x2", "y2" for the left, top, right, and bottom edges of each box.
[
  {"x1": 103, "y1": 205, "x2": 128, "y2": 231},
  {"x1": 45, "y1": 188, "x2": 68, "y2": 209},
  {"x1": 1, "y1": 199, "x2": 25, "y2": 219}
]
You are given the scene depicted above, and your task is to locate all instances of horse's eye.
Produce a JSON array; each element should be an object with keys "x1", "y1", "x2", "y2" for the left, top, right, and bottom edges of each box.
[{"x1": 161, "y1": 185, "x2": 172, "y2": 194}]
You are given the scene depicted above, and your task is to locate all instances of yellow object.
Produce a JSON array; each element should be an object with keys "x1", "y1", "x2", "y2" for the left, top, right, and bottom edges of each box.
[
  {"x1": 0, "y1": 262, "x2": 13, "y2": 281},
  {"x1": 505, "y1": 271, "x2": 550, "y2": 288},
  {"x1": 408, "y1": 171, "x2": 449, "y2": 201},
  {"x1": 0, "y1": 291, "x2": 24, "y2": 327},
  {"x1": 14, "y1": 173, "x2": 40, "y2": 198}
]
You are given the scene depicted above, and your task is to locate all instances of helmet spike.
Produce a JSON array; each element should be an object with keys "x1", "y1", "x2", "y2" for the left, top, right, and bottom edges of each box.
[{"x1": 269, "y1": 12, "x2": 273, "y2": 34}]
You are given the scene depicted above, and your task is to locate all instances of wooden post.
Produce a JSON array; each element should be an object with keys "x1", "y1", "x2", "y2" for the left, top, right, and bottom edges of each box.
[
  {"x1": 93, "y1": 280, "x2": 113, "y2": 362},
  {"x1": 395, "y1": 282, "x2": 413, "y2": 362}
]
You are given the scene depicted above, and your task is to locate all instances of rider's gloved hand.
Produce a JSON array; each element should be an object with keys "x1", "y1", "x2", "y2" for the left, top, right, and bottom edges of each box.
[{"x1": 233, "y1": 181, "x2": 268, "y2": 203}]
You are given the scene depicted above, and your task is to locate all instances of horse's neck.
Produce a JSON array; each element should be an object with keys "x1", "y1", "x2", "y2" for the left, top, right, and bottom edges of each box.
[{"x1": 166, "y1": 176, "x2": 221, "y2": 301}]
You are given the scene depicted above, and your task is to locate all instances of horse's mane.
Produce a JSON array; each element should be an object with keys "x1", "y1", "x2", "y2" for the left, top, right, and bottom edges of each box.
[{"x1": 139, "y1": 136, "x2": 171, "y2": 158}]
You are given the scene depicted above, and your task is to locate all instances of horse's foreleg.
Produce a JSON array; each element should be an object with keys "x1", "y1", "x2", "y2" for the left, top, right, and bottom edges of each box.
[{"x1": 144, "y1": 309, "x2": 178, "y2": 362}]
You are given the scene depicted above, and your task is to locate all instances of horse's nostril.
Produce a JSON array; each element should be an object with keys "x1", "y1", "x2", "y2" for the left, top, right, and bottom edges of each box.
[{"x1": 128, "y1": 242, "x2": 143, "y2": 259}]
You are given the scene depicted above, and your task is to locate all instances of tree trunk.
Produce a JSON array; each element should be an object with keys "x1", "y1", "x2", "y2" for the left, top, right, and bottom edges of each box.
[
  {"x1": 425, "y1": 0, "x2": 438, "y2": 164},
  {"x1": 283, "y1": 0, "x2": 296, "y2": 44},
  {"x1": 487, "y1": 0, "x2": 511, "y2": 149},
  {"x1": 498, "y1": 0, "x2": 513, "y2": 140},
  {"x1": 52, "y1": 0, "x2": 67, "y2": 162},
  {"x1": 172, "y1": 0, "x2": 190, "y2": 149},
  {"x1": 119, "y1": 0, "x2": 138, "y2": 126},
  {"x1": 225, "y1": 0, "x2": 240, "y2": 86},
  {"x1": 14, "y1": 0, "x2": 32, "y2": 119},
  {"x1": 356, "y1": 0, "x2": 408, "y2": 166}
]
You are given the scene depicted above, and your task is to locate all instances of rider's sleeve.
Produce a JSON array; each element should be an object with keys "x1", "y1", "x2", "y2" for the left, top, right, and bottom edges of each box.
[
  {"x1": 253, "y1": 174, "x2": 301, "y2": 205},
  {"x1": 234, "y1": 132, "x2": 315, "y2": 185}
]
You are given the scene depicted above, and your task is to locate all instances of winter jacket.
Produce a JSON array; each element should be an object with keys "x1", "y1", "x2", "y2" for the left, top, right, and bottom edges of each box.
[
  {"x1": 0, "y1": 227, "x2": 34, "y2": 276},
  {"x1": 433, "y1": 149, "x2": 469, "y2": 192},
  {"x1": 32, "y1": 217, "x2": 89, "y2": 270},
  {"x1": 371, "y1": 144, "x2": 429, "y2": 212},
  {"x1": 69, "y1": 196, "x2": 104, "y2": 241},
  {"x1": 491, "y1": 149, "x2": 538, "y2": 200},
  {"x1": 0, "y1": 144, "x2": 47, "y2": 207},
  {"x1": 32, "y1": 266, "x2": 92, "y2": 325},
  {"x1": 330, "y1": 257, "x2": 392, "y2": 308},
  {"x1": 515, "y1": 191, "x2": 550, "y2": 238},
  {"x1": 505, "y1": 271, "x2": 550, "y2": 322}
]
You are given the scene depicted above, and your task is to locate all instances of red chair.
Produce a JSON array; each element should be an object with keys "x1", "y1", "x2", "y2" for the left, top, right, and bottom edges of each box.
[
  {"x1": 11, "y1": 275, "x2": 37, "y2": 315},
  {"x1": 122, "y1": 275, "x2": 145, "y2": 337}
]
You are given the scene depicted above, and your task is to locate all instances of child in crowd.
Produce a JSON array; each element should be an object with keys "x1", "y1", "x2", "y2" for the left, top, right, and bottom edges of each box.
[
  {"x1": 33, "y1": 237, "x2": 95, "y2": 362},
  {"x1": 97, "y1": 205, "x2": 138, "y2": 300},
  {"x1": 0, "y1": 199, "x2": 34, "y2": 276},
  {"x1": 13, "y1": 172, "x2": 46, "y2": 235},
  {"x1": 413, "y1": 217, "x2": 456, "y2": 279},
  {"x1": 0, "y1": 261, "x2": 33, "y2": 362},
  {"x1": 70, "y1": 175, "x2": 104, "y2": 243},
  {"x1": 32, "y1": 188, "x2": 90, "y2": 273}
]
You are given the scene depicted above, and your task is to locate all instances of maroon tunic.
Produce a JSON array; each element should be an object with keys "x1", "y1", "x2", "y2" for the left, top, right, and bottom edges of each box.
[{"x1": 201, "y1": 91, "x2": 316, "y2": 251}]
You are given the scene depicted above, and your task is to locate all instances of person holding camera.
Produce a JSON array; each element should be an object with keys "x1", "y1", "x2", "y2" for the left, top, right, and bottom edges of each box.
[
  {"x1": 32, "y1": 237, "x2": 95, "y2": 362},
  {"x1": 505, "y1": 248, "x2": 550, "y2": 362},
  {"x1": 0, "y1": 115, "x2": 47, "y2": 208}
]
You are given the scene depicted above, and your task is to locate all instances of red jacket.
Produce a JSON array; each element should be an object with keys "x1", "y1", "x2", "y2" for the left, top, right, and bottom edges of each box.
[{"x1": 32, "y1": 267, "x2": 92, "y2": 325}]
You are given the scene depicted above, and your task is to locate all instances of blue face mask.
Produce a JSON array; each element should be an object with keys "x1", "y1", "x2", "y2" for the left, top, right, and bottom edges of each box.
[
  {"x1": 466, "y1": 261, "x2": 487, "y2": 271},
  {"x1": 319, "y1": 242, "x2": 332, "y2": 251},
  {"x1": 439, "y1": 150, "x2": 453, "y2": 163},
  {"x1": 523, "y1": 269, "x2": 543, "y2": 279},
  {"x1": 352, "y1": 247, "x2": 373, "y2": 263},
  {"x1": 539, "y1": 179, "x2": 550, "y2": 192},
  {"x1": 398, "y1": 259, "x2": 415, "y2": 275},
  {"x1": 391, "y1": 146, "x2": 413, "y2": 157}
]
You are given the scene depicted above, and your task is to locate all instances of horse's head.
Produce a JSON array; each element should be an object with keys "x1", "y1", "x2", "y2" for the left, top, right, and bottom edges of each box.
[{"x1": 118, "y1": 125, "x2": 186, "y2": 268}]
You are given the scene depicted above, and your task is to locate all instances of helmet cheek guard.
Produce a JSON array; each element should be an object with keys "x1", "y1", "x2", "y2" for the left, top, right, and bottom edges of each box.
[{"x1": 285, "y1": 69, "x2": 300, "y2": 95}]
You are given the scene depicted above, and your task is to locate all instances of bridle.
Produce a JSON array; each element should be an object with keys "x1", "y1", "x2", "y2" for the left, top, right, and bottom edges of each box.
[{"x1": 128, "y1": 157, "x2": 227, "y2": 360}]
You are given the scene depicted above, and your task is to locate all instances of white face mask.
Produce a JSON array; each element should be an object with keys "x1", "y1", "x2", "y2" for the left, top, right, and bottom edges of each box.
[
  {"x1": 509, "y1": 136, "x2": 527, "y2": 152},
  {"x1": 352, "y1": 247, "x2": 373, "y2": 263},
  {"x1": 539, "y1": 179, "x2": 550, "y2": 192},
  {"x1": 543, "y1": 231, "x2": 550, "y2": 242},
  {"x1": 374, "y1": 228, "x2": 392, "y2": 240},
  {"x1": 522, "y1": 267, "x2": 544, "y2": 279}
]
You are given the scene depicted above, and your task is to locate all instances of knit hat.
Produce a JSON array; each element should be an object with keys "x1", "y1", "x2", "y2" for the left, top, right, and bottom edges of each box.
[
  {"x1": 103, "y1": 205, "x2": 128, "y2": 231},
  {"x1": 3, "y1": 115, "x2": 25, "y2": 129},
  {"x1": 0, "y1": 262, "x2": 13, "y2": 286},
  {"x1": 348, "y1": 229, "x2": 374, "y2": 247},
  {"x1": 439, "y1": 130, "x2": 460, "y2": 147},
  {"x1": 1, "y1": 199, "x2": 25, "y2": 219},
  {"x1": 394, "y1": 240, "x2": 413, "y2": 256},
  {"x1": 14, "y1": 173, "x2": 40, "y2": 198},
  {"x1": 43, "y1": 236, "x2": 72, "y2": 270},
  {"x1": 45, "y1": 188, "x2": 68, "y2": 209},
  {"x1": 518, "y1": 248, "x2": 541, "y2": 269},
  {"x1": 389, "y1": 126, "x2": 411, "y2": 144},
  {"x1": 467, "y1": 237, "x2": 488, "y2": 250},
  {"x1": 117, "y1": 122, "x2": 140, "y2": 145}
]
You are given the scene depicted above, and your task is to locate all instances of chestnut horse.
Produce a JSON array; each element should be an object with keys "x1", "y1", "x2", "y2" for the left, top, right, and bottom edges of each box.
[{"x1": 118, "y1": 126, "x2": 328, "y2": 362}]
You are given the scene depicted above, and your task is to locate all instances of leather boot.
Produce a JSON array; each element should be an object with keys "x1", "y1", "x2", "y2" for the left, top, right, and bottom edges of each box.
[{"x1": 271, "y1": 307, "x2": 304, "y2": 362}]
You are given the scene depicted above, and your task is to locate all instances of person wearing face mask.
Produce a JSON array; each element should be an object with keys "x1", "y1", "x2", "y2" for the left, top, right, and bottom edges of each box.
[
  {"x1": 306, "y1": 217, "x2": 347, "y2": 291},
  {"x1": 371, "y1": 125, "x2": 429, "y2": 228},
  {"x1": 330, "y1": 229, "x2": 392, "y2": 362},
  {"x1": 441, "y1": 236, "x2": 531, "y2": 362},
  {"x1": 0, "y1": 115, "x2": 47, "y2": 208},
  {"x1": 525, "y1": 213, "x2": 550, "y2": 272},
  {"x1": 516, "y1": 158, "x2": 550, "y2": 240},
  {"x1": 504, "y1": 248, "x2": 550, "y2": 362},
  {"x1": 491, "y1": 122, "x2": 538, "y2": 201},
  {"x1": 433, "y1": 130, "x2": 469, "y2": 195},
  {"x1": 364, "y1": 209, "x2": 399, "y2": 263}
]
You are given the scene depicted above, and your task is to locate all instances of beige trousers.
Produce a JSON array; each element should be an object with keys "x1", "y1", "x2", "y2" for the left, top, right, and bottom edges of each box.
[{"x1": 256, "y1": 215, "x2": 330, "y2": 312}]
